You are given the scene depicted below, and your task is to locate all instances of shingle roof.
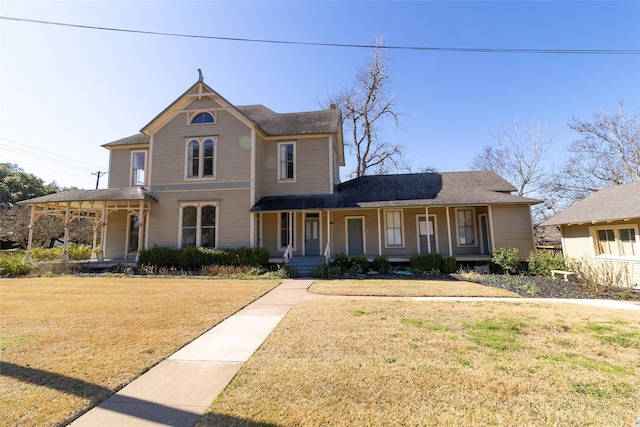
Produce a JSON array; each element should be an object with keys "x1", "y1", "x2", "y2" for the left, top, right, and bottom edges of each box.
[
  {"x1": 251, "y1": 171, "x2": 541, "y2": 211},
  {"x1": 18, "y1": 187, "x2": 157, "y2": 204},
  {"x1": 540, "y1": 181, "x2": 640, "y2": 226},
  {"x1": 102, "y1": 133, "x2": 150, "y2": 147},
  {"x1": 102, "y1": 105, "x2": 341, "y2": 148}
]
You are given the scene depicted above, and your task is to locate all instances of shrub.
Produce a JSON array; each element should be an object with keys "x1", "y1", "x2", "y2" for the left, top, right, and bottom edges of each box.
[
  {"x1": 30, "y1": 262, "x2": 81, "y2": 277},
  {"x1": 371, "y1": 255, "x2": 389, "y2": 273},
  {"x1": 410, "y1": 252, "x2": 444, "y2": 272},
  {"x1": 441, "y1": 256, "x2": 458, "y2": 274},
  {"x1": 491, "y1": 248, "x2": 521, "y2": 274},
  {"x1": 311, "y1": 264, "x2": 342, "y2": 279},
  {"x1": 350, "y1": 255, "x2": 369, "y2": 273},
  {"x1": 138, "y1": 246, "x2": 180, "y2": 268},
  {"x1": 0, "y1": 256, "x2": 31, "y2": 276},
  {"x1": 201, "y1": 264, "x2": 255, "y2": 277},
  {"x1": 568, "y1": 257, "x2": 634, "y2": 293},
  {"x1": 528, "y1": 250, "x2": 566, "y2": 277},
  {"x1": 332, "y1": 252, "x2": 350, "y2": 273},
  {"x1": 271, "y1": 264, "x2": 296, "y2": 279},
  {"x1": 31, "y1": 247, "x2": 62, "y2": 261}
]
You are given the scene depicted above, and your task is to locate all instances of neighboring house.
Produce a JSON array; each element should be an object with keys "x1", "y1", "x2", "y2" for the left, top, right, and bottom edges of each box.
[
  {"x1": 20, "y1": 75, "x2": 540, "y2": 269},
  {"x1": 540, "y1": 181, "x2": 640, "y2": 287}
]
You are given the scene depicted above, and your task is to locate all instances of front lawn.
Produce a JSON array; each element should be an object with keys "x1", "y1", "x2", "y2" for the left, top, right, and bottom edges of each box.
[
  {"x1": 0, "y1": 277, "x2": 279, "y2": 427},
  {"x1": 202, "y1": 300, "x2": 640, "y2": 426}
]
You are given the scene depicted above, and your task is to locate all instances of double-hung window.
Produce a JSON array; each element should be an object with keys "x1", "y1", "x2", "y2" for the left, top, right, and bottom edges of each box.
[
  {"x1": 278, "y1": 142, "x2": 295, "y2": 181},
  {"x1": 186, "y1": 138, "x2": 215, "y2": 178},
  {"x1": 457, "y1": 208, "x2": 476, "y2": 246},
  {"x1": 181, "y1": 203, "x2": 217, "y2": 248},
  {"x1": 385, "y1": 210, "x2": 403, "y2": 247},
  {"x1": 592, "y1": 225, "x2": 638, "y2": 257},
  {"x1": 279, "y1": 212, "x2": 295, "y2": 249},
  {"x1": 131, "y1": 151, "x2": 146, "y2": 186}
]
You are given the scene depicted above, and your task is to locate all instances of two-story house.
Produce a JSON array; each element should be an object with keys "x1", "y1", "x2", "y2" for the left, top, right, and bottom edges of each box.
[{"x1": 21, "y1": 75, "x2": 541, "y2": 270}]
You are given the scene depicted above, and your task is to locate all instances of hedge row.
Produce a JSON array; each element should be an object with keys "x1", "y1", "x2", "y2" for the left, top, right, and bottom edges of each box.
[{"x1": 137, "y1": 246, "x2": 270, "y2": 270}]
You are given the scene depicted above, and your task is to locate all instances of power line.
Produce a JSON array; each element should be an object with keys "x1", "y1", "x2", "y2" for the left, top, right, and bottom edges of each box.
[
  {"x1": 2, "y1": 15, "x2": 639, "y2": 55},
  {"x1": 0, "y1": 136, "x2": 106, "y2": 171}
]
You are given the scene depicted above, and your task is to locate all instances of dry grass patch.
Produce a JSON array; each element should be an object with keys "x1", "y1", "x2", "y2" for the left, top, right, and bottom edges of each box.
[
  {"x1": 310, "y1": 279, "x2": 520, "y2": 297},
  {"x1": 0, "y1": 277, "x2": 279, "y2": 427},
  {"x1": 201, "y1": 300, "x2": 640, "y2": 426}
]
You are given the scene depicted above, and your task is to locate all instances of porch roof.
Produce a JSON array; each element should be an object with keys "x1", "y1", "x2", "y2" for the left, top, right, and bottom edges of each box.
[
  {"x1": 252, "y1": 171, "x2": 541, "y2": 212},
  {"x1": 18, "y1": 187, "x2": 157, "y2": 207}
]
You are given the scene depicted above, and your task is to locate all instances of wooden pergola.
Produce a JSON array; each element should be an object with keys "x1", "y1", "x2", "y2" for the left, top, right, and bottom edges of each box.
[{"x1": 18, "y1": 187, "x2": 156, "y2": 262}]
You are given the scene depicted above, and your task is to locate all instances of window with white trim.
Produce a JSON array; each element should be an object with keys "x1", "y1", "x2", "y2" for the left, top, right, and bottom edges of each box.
[
  {"x1": 131, "y1": 151, "x2": 146, "y2": 186},
  {"x1": 591, "y1": 225, "x2": 638, "y2": 257},
  {"x1": 385, "y1": 210, "x2": 403, "y2": 246},
  {"x1": 180, "y1": 203, "x2": 217, "y2": 248},
  {"x1": 186, "y1": 138, "x2": 215, "y2": 178},
  {"x1": 189, "y1": 111, "x2": 215, "y2": 124},
  {"x1": 278, "y1": 142, "x2": 295, "y2": 181},
  {"x1": 457, "y1": 208, "x2": 476, "y2": 246},
  {"x1": 279, "y1": 212, "x2": 295, "y2": 249}
]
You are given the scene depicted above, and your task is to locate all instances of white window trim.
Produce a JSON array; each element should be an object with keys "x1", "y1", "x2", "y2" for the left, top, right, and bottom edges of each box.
[
  {"x1": 184, "y1": 137, "x2": 217, "y2": 180},
  {"x1": 416, "y1": 214, "x2": 439, "y2": 254},
  {"x1": 130, "y1": 150, "x2": 147, "y2": 187},
  {"x1": 187, "y1": 110, "x2": 216, "y2": 125},
  {"x1": 455, "y1": 207, "x2": 478, "y2": 247},
  {"x1": 177, "y1": 201, "x2": 219, "y2": 248},
  {"x1": 589, "y1": 224, "x2": 640, "y2": 259},
  {"x1": 384, "y1": 209, "x2": 405, "y2": 248},
  {"x1": 278, "y1": 212, "x2": 296, "y2": 250},
  {"x1": 277, "y1": 141, "x2": 296, "y2": 182}
]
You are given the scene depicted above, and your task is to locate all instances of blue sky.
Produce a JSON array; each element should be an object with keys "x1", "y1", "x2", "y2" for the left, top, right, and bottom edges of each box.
[{"x1": 1, "y1": 1, "x2": 638, "y2": 189}]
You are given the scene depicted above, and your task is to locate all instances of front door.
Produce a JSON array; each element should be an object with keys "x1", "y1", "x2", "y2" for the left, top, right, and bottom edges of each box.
[
  {"x1": 347, "y1": 217, "x2": 364, "y2": 256},
  {"x1": 418, "y1": 215, "x2": 436, "y2": 253},
  {"x1": 305, "y1": 215, "x2": 320, "y2": 255}
]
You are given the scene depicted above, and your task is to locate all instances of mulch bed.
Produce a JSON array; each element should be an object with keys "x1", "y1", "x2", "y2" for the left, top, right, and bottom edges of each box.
[{"x1": 338, "y1": 270, "x2": 640, "y2": 301}]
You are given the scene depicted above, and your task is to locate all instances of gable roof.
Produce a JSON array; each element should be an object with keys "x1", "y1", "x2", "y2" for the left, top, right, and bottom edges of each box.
[
  {"x1": 251, "y1": 171, "x2": 541, "y2": 211},
  {"x1": 540, "y1": 181, "x2": 640, "y2": 226},
  {"x1": 102, "y1": 103, "x2": 341, "y2": 148}
]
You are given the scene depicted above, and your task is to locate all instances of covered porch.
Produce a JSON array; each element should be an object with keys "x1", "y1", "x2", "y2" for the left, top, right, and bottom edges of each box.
[{"x1": 18, "y1": 188, "x2": 157, "y2": 263}]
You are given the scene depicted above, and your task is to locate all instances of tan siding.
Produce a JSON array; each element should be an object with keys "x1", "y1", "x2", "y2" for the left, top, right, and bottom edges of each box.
[
  {"x1": 491, "y1": 205, "x2": 535, "y2": 259},
  {"x1": 186, "y1": 98, "x2": 221, "y2": 110},
  {"x1": 105, "y1": 211, "x2": 127, "y2": 259},
  {"x1": 561, "y1": 221, "x2": 640, "y2": 287},
  {"x1": 261, "y1": 137, "x2": 331, "y2": 196},
  {"x1": 108, "y1": 149, "x2": 134, "y2": 188},
  {"x1": 146, "y1": 189, "x2": 251, "y2": 248},
  {"x1": 150, "y1": 110, "x2": 251, "y2": 186}
]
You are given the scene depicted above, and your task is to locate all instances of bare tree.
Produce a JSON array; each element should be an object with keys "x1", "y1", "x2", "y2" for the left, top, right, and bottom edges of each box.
[
  {"x1": 470, "y1": 119, "x2": 553, "y2": 197},
  {"x1": 549, "y1": 103, "x2": 640, "y2": 206},
  {"x1": 326, "y1": 36, "x2": 404, "y2": 177}
]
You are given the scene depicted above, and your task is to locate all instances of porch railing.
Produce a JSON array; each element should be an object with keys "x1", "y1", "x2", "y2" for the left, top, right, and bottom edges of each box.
[
  {"x1": 323, "y1": 241, "x2": 331, "y2": 264},
  {"x1": 282, "y1": 243, "x2": 293, "y2": 264}
]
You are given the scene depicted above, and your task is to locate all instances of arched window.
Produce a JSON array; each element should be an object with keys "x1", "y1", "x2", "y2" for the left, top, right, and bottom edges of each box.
[
  {"x1": 188, "y1": 140, "x2": 199, "y2": 177},
  {"x1": 186, "y1": 138, "x2": 215, "y2": 178},
  {"x1": 191, "y1": 112, "x2": 214, "y2": 124},
  {"x1": 181, "y1": 203, "x2": 217, "y2": 248}
]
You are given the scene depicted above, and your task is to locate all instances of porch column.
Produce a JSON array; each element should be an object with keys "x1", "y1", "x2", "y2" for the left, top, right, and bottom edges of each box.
[
  {"x1": 136, "y1": 201, "x2": 145, "y2": 262},
  {"x1": 425, "y1": 207, "x2": 431, "y2": 253},
  {"x1": 377, "y1": 208, "x2": 382, "y2": 256},
  {"x1": 289, "y1": 211, "x2": 293, "y2": 253},
  {"x1": 319, "y1": 211, "x2": 323, "y2": 256},
  {"x1": 98, "y1": 206, "x2": 106, "y2": 262},
  {"x1": 90, "y1": 220, "x2": 98, "y2": 261},
  {"x1": 61, "y1": 204, "x2": 70, "y2": 263},
  {"x1": 487, "y1": 205, "x2": 496, "y2": 252},
  {"x1": 25, "y1": 205, "x2": 36, "y2": 262},
  {"x1": 445, "y1": 206, "x2": 453, "y2": 257},
  {"x1": 249, "y1": 212, "x2": 255, "y2": 248}
]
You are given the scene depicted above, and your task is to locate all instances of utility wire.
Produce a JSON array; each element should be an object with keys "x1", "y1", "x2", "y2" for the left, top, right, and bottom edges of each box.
[
  {"x1": 2, "y1": 15, "x2": 639, "y2": 55},
  {"x1": 0, "y1": 136, "x2": 106, "y2": 171}
]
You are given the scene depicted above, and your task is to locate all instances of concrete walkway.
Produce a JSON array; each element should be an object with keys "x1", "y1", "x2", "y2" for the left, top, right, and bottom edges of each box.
[
  {"x1": 69, "y1": 279, "x2": 319, "y2": 427},
  {"x1": 69, "y1": 279, "x2": 640, "y2": 426}
]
